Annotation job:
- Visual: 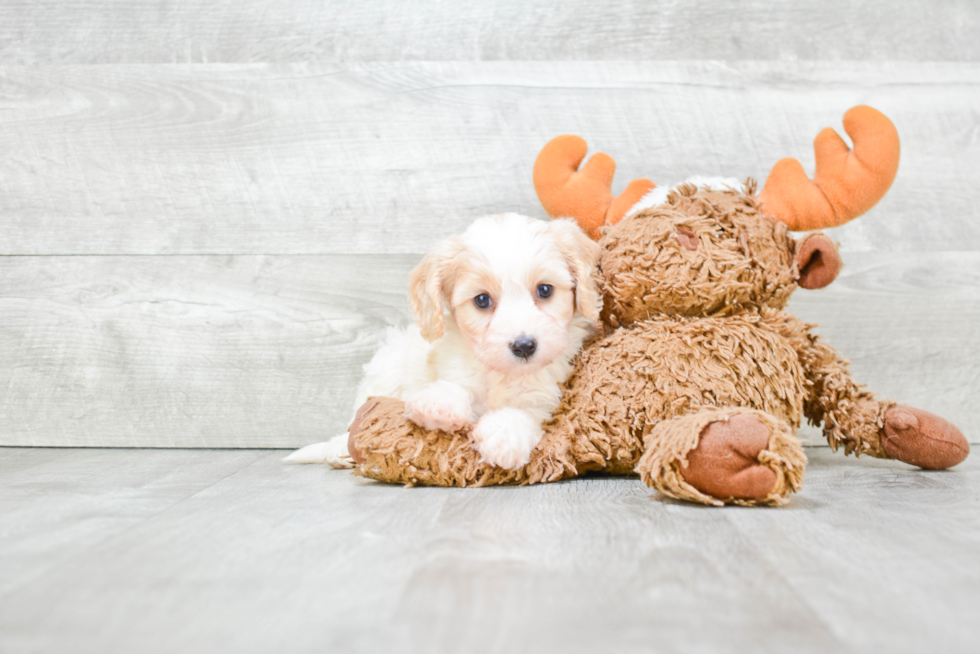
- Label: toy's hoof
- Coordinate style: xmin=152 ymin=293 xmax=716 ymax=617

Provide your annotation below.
xmin=681 ymin=414 xmax=778 ymax=500
xmin=881 ymin=406 xmax=969 ymax=470
xmin=347 ymin=397 xmax=384 ymax=465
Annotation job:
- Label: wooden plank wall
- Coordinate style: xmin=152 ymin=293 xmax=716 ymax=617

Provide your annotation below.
xmin=1 ymin=2 xmax=977 ymax=447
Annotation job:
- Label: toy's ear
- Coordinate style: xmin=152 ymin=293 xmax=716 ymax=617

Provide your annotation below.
xmin=796 ymin=234 xmax=842 ymax=290
xmin=548 ymin=218 xmax=602 ymax=323
xmin=408 ymin=237 xmax=464 ymax=342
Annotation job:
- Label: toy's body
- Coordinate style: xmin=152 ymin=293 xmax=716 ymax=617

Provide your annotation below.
xmin=346 ymin=107 xmax=969 ymax=506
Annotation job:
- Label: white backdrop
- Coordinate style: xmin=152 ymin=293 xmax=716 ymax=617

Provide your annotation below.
xmin=0 ymin=2 xmax=977 ymax=447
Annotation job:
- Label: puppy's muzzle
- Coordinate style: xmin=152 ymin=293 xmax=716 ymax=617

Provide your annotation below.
xmin=510 ymin=336 xmax=537 ymax=361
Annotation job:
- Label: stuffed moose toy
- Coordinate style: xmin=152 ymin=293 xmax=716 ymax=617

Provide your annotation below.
xmin=345 ymin=106 xmax=969 ymax=506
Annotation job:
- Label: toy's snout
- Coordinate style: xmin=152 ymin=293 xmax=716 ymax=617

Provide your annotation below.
xmin=676 ymin=227 xmax=699 ymax=251
xmin=796 ymin=234 xmax=842 ymax=289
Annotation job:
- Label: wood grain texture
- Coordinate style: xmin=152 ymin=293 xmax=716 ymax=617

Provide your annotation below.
xmin=0 ymin=254 xmax=415 ymax=447
xmin=0 ymin=448 xmax=267 ymax=599
xmin=1 ymin=0 xmax=978 ymax=64
xmin=1 ymin=446 xmax=977 ymax=653
xmin=0 ymin=252 xmax=976 ymax=448
xmin=1 ymin=62 xmax=978 ymax=255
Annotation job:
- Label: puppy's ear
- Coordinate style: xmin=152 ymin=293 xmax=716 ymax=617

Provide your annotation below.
xmin=549 ymin=218 xmax=602 ymax=323
xmin=408 ymin=237 xmax=464 ymax=342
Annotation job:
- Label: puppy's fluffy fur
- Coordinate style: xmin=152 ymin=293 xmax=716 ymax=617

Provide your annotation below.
xmin=286 ymin=213 xmax=601 ymax=469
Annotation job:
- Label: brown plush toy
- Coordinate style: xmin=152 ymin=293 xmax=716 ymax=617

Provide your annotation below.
xmin=346 ymin=106 xmax=969 ymax=506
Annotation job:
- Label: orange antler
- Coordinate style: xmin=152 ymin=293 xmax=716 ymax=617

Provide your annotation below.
xmin=533 ymin=135 xmax=655 ymax=240
xmin=759 ymin=106 xmax=900 ymax=232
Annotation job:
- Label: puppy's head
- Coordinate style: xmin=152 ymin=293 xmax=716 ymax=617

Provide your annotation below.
xmin=409 ymin=213 xmax=601 ymax=375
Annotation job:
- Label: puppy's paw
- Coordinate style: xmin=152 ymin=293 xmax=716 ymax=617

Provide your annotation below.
xmin=283 ymin=434 xmax=354 ymax=469
xmin=404 ymin=381 xmax=476 ymax=432
xmin=472 ymin=408 xmax=543 ymax=470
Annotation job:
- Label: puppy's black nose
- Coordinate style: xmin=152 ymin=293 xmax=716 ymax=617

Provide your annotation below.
xmin=510 ymin=336 xmax=537 ymax=360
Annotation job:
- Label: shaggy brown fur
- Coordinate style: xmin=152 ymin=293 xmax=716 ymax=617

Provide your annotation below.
xmin=348 ymin=184 xmax=968 ymax=505
xmin=600 ymin=182 xmax=797 ymax=324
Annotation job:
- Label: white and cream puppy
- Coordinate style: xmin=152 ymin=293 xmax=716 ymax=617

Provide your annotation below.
xmin=286 ymin=212 xmax=601 ymax=470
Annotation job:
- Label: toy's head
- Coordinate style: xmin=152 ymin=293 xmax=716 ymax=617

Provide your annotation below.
xmin=533 ymin=106 xmax=900 ymax=325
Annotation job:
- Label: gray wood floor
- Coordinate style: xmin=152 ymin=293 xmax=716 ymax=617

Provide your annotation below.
xmin=1 ymin=446 xmax=978 ymax=654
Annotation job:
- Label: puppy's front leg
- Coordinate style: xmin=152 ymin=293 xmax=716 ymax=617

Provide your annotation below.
xmin=472 ymin=408 xmax=543 ymax=470
xmin=404 ymin=380 xmax=476 ymax=432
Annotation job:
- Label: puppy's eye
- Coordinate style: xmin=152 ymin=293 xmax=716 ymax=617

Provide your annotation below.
xmin=537 ymin=284 xmax=553 ymax=299
xmin=474 ymin=293 xmax=492 ymax=309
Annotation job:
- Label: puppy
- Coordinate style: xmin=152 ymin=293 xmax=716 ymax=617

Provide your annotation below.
xmin=285 ymin=213 xmax=601 ymax=470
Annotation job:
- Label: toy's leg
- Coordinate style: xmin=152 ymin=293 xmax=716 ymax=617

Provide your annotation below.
xmin=346 ymin=397 xmax=584 ymax=487
xmin=635 ymin=407 xmax=806 ymax=507
xmin=345 ymin=396 xmax=509 ymax=486
xmin=775 ymin=315 xmax=970 ymax=470
xmin=823 ymin=397 xmax=969 ymax=470
xmin=345 ymin=396 xmax=383 ymax=465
